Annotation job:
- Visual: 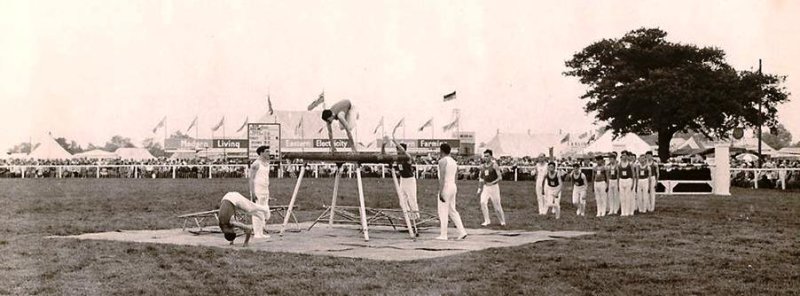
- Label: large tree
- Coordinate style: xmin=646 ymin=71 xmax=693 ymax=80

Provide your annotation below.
xmin=564 ymin=28 xmax=790 ymax=161
xmin=103 ymin=135 xmax=135 ymax=152
xmin=7 ymin=142 xmax=36 ymax=154
xmin=761 ymin=123 xmax=792 ymax=150
xmin=54 ymin=137 xmax=84 ymax=154
xmin=142 ymin=138 xmax=167 ymax=158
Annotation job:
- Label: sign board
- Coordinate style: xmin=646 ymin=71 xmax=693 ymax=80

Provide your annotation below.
xmin=376 ymin=139 xmax=462 ymax=154
xmin=247 ymin=123 xmax=281 ymax=161
xmin=418 ymin=139 xmax=461 ymax=150
xmin=212 ymin=139 xmax=248 ymax=149
xmin=313 ymin=139 xmax=352 ymax=149
xmin=165 ymin=138 xmax=212 ymax=151
xmin=454 ymin=131 xmax=475 ymax=144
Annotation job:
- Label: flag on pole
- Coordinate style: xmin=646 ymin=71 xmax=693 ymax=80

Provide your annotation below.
xmin=186 ymin=116 xmax=198 ymax=133
xmin=442 ymin=117 xmax=459 ymax=132
xmin=393 ymin=118 xmax=405 ymax=131
xmin=560 ymin=134 xmax=570 ymax=143
xmin=373 ymin=117 xmax=384 ymax=134
xmin=443 ymin=91 xmax=456 ymax=102
xmin=152 ymin=116 xmax=166 ymax=133
xmin=307 ymin=92 xmax=325 ymax=111
xmin=267 ymin=95 xmax=274 ymax=116
xmin=236 ymin=116 xmax=249 ymax=133
xmin=418 ymin=118 xmax=433 ymax=132
xmin=211 ymin=116 xmax=225 ymax=132
xmin=295 ymin=116 xmax=303 ymax=135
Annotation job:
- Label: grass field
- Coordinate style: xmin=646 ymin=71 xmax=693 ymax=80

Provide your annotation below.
xmin=1 ymin=178 xmax=798 ymax=295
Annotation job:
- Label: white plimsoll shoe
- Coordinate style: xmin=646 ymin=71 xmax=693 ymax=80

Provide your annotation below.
xmin=457 ymin=233 xmax=468 ymax=240
xmin=481 ymin=221 xmax=490 ymax=226
xmin=435 ymin=236 xmax=448 ymax=241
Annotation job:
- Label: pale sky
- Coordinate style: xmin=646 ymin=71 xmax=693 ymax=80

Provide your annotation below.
xmin=1 ymin=0 xmax=798 ymax=150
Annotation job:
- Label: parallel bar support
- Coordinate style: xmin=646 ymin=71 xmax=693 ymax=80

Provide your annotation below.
xmin=355 ymin=166 xmax=370 ymax=241
xmin=329 ymin=166 xmax=342 ymax=227
xmin=391 ymin=169 xmax=416 ymax=239
xmin=281 ymin=166 xmax=306 ymax=237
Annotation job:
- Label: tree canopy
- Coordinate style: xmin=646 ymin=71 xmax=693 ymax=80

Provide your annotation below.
xmin=564 ymin=28 xmax=790 ymax=161
xmin=761 ymin=123 xmax=793 ymax=150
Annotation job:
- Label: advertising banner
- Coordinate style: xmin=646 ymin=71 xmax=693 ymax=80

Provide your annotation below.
xmin=212 ymin=139 xmax=248 ymax=149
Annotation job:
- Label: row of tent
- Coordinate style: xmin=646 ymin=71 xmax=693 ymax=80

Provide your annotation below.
xmin=481 ymin=130 xmax=788 ymax=158
xmin=2 ymin=134 xmax=156 ymax=161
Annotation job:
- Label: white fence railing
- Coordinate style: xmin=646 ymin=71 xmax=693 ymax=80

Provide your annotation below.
xmin=729 ymin=168 xmax=800 ymax=191
xmin=1 ymin=164 xmax=796 ymax=191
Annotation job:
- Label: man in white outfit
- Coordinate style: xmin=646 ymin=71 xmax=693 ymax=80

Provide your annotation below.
xmin=218 ymin=191 xmax=271 ymax=246
xmin=248 ymin=146 xmax=272 ymax=239
xmin=592 ymin=156 xmax=609 ymax=217
xmin=606 ymin=153 xmax=620 ymax=215
xmin=533 ymin=156 xmax=549 ymax=215
xmin=477 ymin=149 xmax=506 ymax=226
xmin=436 ymin=143 xmax=468 ymax=240
xmin=618 ymin=151 xmax=637 ymax=217
xmin=645 ymin=151 xmax=659 ymax=212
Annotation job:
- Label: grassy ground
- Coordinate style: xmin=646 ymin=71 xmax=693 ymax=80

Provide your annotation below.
xmin=1 ymin=178 xmax=798 ymax=295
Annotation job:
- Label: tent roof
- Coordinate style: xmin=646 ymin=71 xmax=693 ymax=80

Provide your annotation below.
xmin=482 ymin=132 xmax=563 ymax=158
xmin=584 ymin=132 xmax=652 ymax=155
xmin=778 ymin=147 xmax=800 ymax=155
xmin=731 ymin=137 xmax=776 ymax=152
xmin=114 ymin=148 xmax=156 ymax=161
xmin=28 ymin=134 xmax=72 ymax=160
xmin=73 ymin=149 xmax=118 ymax=159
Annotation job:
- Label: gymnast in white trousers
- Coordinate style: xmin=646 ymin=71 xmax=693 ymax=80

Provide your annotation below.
xmin=436 ymin=143 xmax=468 ymax=240
xmin=218 ymin=192 xmax=271 ymax=246
xmin=646 ymin=151 xmax=659 ymax=212
xmin=248 ymin=145 xmax=272 ymax=239
xmin=592 ymin=156 xmax=609 ymax=217
xmin=541 ymin=162 xmax=563 ymax=219
xmin=636 ymin=156 xmax=652 ymax=214
xmin=606 ymin=153 xmax=621 ymax=215
xmin=618 ymin=152 xmax=637 ymax=217
xmin=478 ymin=149 xmax=506 ymax=226
xmin=534 ymin=158 xmax=549 ymax=215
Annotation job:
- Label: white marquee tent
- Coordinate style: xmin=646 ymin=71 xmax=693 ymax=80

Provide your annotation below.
xmin=584 ymin=132 xmax=652 ymax=155
xmin=482 ymin=132 xmax=565 ymax=158
xmin=114 ymin=148 xmax=156 ymax=161
xmin=73 ymin=149 xmax=119 ymax=159
xmin=27 ymin=134 xmax=73 ymax=160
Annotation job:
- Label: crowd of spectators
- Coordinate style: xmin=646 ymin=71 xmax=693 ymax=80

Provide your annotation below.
xmin=0 ymin=157 xmax=251 ymax=166
xmin=2 ymin=154 xmax=799 ymax=188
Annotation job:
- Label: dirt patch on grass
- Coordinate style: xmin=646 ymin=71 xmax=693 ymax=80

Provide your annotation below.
xmin=51 ymin=223 xmax=593 ymax=261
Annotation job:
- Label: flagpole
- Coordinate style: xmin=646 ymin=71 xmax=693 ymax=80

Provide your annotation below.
xmin=222 ymin=119 xmax=227 ymax=161
xmin=195 ymin=117 xmax=199 ymax=149
xmin=431 ymin=119 xmax=434 ymax=140
xmin=164 ymin=116 xmax=167 ymax=154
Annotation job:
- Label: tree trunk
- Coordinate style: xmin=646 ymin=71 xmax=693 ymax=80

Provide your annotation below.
xmin=657 ymin=130 xmax=674 ymax=162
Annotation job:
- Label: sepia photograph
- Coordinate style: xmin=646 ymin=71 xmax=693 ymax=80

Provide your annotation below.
xmin=1 ymin=1 xmax=798 ymax=295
